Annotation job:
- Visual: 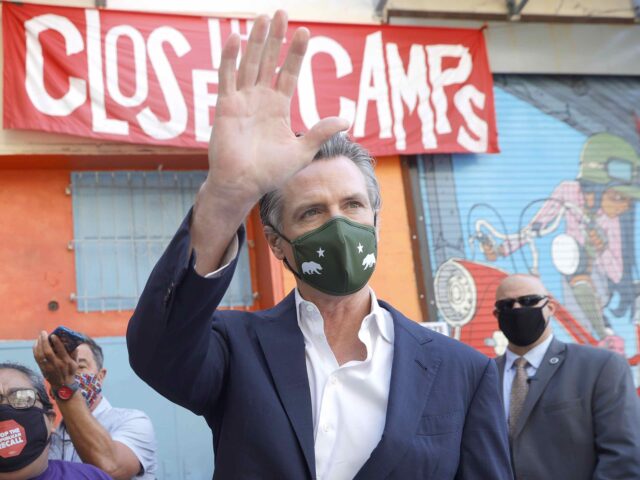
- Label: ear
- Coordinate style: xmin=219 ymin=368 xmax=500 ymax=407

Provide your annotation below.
xmin=44 ymin=411 xmax=56 ymax=434
xmin=264 ymin=227 xmax=285 ymax=260
xmin=492 ymin=309 xmax=499 ymax=319
xmin=98 ymin=368 xmax=107 ymax=383
xmin=546 ymin=298 xmax=557 ymax=317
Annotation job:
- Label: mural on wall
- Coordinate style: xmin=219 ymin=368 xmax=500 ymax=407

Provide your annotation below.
xmin=418 ymin=76 xmax=640 ymax=391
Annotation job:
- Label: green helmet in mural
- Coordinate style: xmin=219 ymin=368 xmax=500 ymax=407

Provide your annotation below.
xmin=578 ymin=133 xmax=640 ymax=200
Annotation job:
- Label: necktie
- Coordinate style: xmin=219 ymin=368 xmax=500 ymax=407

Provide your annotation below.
xmin=509 ymin=357 xmax=529 ymax=438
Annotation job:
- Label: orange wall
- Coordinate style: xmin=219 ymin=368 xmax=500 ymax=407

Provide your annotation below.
xmin=0 ymin=156 xmax=422 ymax=342
xmin=0 ymin=169 xmax=131 ymax=340
xmin=282 ymin=155 xmax=423 ymax=321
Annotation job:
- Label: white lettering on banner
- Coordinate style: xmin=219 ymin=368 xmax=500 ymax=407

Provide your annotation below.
xmin=426 ymin=45 xmax=472 ymax=135
xmin=354 ymin=32 xmax=392 ymax=139
xmin=136 ymin=27 xmax=191 ymax=140
xmin=24 ymin=14 xmax=86 ymax=116
xmin=298 ymin=36 xmax=356 ymax=128
xmin=385 ymin=43 xmax=436 ymax=150
xmin=208 ymin=19 xmax=222 ymax=69
xmin=454 ymin=84 xmax=488 ymax=152
xmin=105 ymin=25 xmax=148 ymax=107
xmin=86 ymin=10 xmax=129 ymax=135
xmin=14 ymin=5 xmax=493 ymax=152
xmin=193 ymin=70 xmax=218 ymax=142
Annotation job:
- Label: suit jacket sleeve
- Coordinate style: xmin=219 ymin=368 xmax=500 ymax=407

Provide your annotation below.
xmin=126 ymin=210 xmax=244 ymax=415
xmin=592 ymin=352 xmax=640 ymax=479
xmin=456 ymin=359 xmax=514 ymax=480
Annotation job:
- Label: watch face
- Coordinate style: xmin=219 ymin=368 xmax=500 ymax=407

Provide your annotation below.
xmin=57 ymin=386 xmax=74 ymax=400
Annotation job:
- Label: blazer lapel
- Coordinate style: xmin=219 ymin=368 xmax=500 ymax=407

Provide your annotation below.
xmin=512 ymin=338 xmax=566 ymax=439
xmin=254 ymin=293 xmax=316 ymax=479
xmin=354 ymin=304 xmax=439 ymax=480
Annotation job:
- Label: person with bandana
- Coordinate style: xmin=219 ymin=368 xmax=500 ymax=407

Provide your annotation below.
xmin=32 ymin=334 xmax=157 ymax=480
xmin=493 ymin=274 xmax=640 ymax=480
xmin=0 ymin=362 xmax=111 ymax=479
xmin=126 ymin=11 xmax=512 ymax=480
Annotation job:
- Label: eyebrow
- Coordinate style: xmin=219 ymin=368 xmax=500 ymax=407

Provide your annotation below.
xmin=291 ymin=194 xmax=369 ymax=218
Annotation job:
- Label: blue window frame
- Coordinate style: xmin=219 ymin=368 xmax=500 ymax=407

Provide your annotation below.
xmin=71 ymin=171 xmax=253 ymax=312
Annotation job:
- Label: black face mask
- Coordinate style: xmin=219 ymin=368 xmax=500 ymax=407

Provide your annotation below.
xmin=0 ymin=405 xmax=49 ymax=472
xmin=498 ymin=301 xmax=549 ymax=347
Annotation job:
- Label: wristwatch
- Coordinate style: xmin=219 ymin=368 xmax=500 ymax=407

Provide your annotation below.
xmin=51 ymin=381 xmax=80 ymax=401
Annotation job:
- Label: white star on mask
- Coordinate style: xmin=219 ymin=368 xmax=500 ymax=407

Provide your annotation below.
xmin=357 ymin=243 xmax=364 ymax=253
xmin=317 ymin=247 xmax=325 ymax=258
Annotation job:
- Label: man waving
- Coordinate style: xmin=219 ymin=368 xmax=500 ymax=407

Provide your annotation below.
xmin=127 ymin=11 xmax=512 ymax=480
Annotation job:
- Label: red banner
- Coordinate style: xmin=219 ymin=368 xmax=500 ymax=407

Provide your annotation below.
xmin=2 ymin=3 xmax=498 ymax=155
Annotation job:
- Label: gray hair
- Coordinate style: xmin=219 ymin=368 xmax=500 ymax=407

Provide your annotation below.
xmin=258 ymin=133 xmax=381 ymax=231
xmin=0 ymin=362 xmax=54 ymax=412
xmin=79 ymin=335 xmax=104 ymax=370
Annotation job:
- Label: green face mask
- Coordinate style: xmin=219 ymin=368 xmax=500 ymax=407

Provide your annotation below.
xmin=273 ymin=217 xmax=377 ymax=296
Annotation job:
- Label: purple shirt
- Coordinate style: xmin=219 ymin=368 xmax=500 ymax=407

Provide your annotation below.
xmin=31 ymin=460 xmax=112 ymax=479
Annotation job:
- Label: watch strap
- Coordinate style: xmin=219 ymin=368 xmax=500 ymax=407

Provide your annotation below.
xmin=51 ymin=380 xmax=80 ymax=401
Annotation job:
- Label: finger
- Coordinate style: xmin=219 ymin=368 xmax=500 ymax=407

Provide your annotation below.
xmin=276 ymin=27 xmax=309 ymax=97
xmin=257 ymin=10 xmax=288 ymax=86
xmin=237 ymin=15 xmax=270 ymax=89
xmin=33 ymin=332 xmax=47 ymax=364
xmin=218 ymin=33 xmax=241 ymax=96
xmin=50 ymin=335 xmax=72 ymax=362
xmin=41 ymin=335 xmax=60 ymax=365
xmin=301 ymin=117 xmax=350 ymax=156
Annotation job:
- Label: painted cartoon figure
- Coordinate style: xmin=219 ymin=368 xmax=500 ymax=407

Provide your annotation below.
xmin=479 ymin=133 xmax=639 ymax=348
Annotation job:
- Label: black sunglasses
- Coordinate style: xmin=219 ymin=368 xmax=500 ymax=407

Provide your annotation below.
xmin=494 ymin=294 xmax=548 ymax=312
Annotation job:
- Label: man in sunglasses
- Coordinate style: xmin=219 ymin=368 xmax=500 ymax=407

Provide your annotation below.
xmin=493 ymin=274 xmax=640 ymax=480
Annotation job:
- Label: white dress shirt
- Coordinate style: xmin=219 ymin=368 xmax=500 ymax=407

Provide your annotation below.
xmin=502 ymin=334 xmax=554 ymax=419
xmin=295 ymin=288 xmax=395 ymax=480
xmin=203 ymin=235 xmax=396 ymax=478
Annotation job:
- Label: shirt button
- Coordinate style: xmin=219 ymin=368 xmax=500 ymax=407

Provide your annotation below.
xmin=306 ymin=305 xmax=314 ymax=312
xmin=322 ymin=424 xmax=330 ymax=433
xmin=329 ymin=376 xmax=338 ymax=386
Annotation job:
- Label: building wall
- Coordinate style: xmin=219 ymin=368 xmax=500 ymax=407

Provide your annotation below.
xmin=0 ymin=169 xmax=131 ymax=339
xmin=413 ymin=75 xmax=640 ymax=393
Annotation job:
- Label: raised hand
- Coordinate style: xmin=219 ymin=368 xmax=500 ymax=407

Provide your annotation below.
xmin=33 ymin=331 xmax=78 ymax=388
xmin=191 ymin=11 xmax=349 ymax=274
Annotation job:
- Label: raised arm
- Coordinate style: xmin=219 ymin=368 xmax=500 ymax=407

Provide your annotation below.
xmin=127 ymin=11 xmax=348 ymax=413
xmin=191 ymin=10 xmax=349 ymax=274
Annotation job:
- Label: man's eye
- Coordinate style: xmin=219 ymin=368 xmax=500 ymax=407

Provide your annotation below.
xmin=347 ymin=201 xmax=362 ymax=209
xmin=302 ymin=209 xmax=319 ymax=218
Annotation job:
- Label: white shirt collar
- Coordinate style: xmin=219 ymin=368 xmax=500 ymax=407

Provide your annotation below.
xmin=505 ymin=334 xmax=554 ymax=371
xmin=294 ymin=288 xmax=394 ymax=344
xmin=91 ymin=396 xmax=111 ymax=416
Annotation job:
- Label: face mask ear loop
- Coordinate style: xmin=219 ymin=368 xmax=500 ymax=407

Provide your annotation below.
xmin=266 ymin=224 xmax=302 ymax=279
xmin=282 ymin=257 xmax=303 ymax=281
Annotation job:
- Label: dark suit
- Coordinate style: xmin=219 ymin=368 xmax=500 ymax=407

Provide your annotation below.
xmin=127 ymin=214 xmax=513 ymax=479
xmin=496 ymin=338 xmax=640 ymax=480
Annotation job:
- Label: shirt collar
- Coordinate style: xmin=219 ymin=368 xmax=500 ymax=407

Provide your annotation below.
xmin=92 ymin=396 xmax=111 ymax=417
xmin=294 ymin=288 xmax=394 ymax=344
xmin=505 ymin=334 xmax=554 ymax=371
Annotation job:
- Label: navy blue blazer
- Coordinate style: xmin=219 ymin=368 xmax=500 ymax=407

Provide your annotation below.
xmin=127 ymin=215 xmax=513 ymax=479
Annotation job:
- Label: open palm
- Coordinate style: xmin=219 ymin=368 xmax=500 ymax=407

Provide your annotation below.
xmin=206 ymin=12 xmax=348 ymax=206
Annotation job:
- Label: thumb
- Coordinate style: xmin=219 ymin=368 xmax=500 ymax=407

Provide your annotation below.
xmin=301 ymin=116 xmax=350 ymax=156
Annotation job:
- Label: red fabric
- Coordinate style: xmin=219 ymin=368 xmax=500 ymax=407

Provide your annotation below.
xmin=3 ymin=3 xmax=498 ymax=155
